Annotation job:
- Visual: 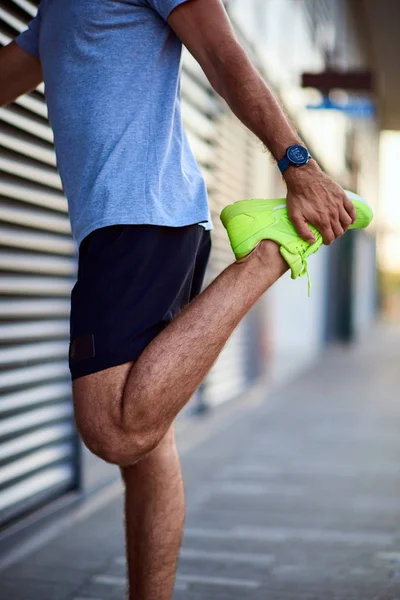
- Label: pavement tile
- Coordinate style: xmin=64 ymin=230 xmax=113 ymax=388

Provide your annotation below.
xmin=0 ymin=579 xmax=80 ymax=600
xmin=0 ymin=564 xmax=89 ymax=585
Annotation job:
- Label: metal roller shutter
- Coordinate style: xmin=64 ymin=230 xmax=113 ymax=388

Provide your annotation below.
xmin=181 ymin=53 xmax=248 ymax=408
xmin=0 ymin=0 xmax=269 ymax=529
xmin=204 ymin=112 xmax=269 ymax=406
xmin=181 ymin=49 xmax=268 ymax=407
xmin=0 ymin=0 xmax=78 ymax=527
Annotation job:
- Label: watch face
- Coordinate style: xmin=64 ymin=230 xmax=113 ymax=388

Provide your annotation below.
xmin=287 ymin=145 xmax=309 ymax=166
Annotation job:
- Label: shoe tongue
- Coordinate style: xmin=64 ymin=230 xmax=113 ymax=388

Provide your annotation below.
xmin=280 ymin=246 xmax=304 ymax=279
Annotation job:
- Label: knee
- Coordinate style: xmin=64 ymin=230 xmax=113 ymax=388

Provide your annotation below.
xmin=76 ymin=414 xmax=161 ymax=467
xmin=153 ymin=425 xmax=177 ymax=458
xmin=72 ymin=374 xmax=165 ymax=466
xmin=120 ymin=426 xmax=179 ymax=484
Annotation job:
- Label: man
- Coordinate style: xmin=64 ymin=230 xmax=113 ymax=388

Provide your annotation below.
xmin=1 ymin=0 xmax=372 ymax=598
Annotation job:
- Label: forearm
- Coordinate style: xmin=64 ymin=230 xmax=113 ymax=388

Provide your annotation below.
xmin=167 ymin=0 xmax=355 ymax=247
xmin=0 ymin=42 xmax=43 ymax=107
xmin=211 ymin=42 xmax=311 ymax=170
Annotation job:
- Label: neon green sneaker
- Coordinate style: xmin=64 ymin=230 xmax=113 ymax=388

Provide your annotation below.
xmin=220 ymin=190 xmax=373 ymax=295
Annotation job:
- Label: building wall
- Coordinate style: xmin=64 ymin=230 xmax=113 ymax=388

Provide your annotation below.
xmin=268 ymin=247 xmax=329 ymax=384
xmin=0 ymin=0 xmax=378 ymax=531
xmin=229 ymin=0 xmax=378 ymax=372
xmin=353 ymin=231 xmax=377 ymax=336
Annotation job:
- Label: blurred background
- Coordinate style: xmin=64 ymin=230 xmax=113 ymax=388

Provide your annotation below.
xmin=0 ymin=0 xmax=399 ymax=584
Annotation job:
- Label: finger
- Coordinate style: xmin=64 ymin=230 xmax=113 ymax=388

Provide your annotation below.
xmin=291 ymin=214 xmax=316 ymax=244
xmin=316 ymin=217 xmax=335 ymax=245
xmin=331 ymin=219 xmax=345 ymax=240
xmin=339 ymin=207 xmax=353 ymax=232
xmin=322 ymin=226 xmax=335 ymax=245
xmin=344 ymin=199 xmax=356 ymax=224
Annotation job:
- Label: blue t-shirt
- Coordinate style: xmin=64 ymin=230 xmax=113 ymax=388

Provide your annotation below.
xmin=16 ymin=0 xmax=211 ymax=246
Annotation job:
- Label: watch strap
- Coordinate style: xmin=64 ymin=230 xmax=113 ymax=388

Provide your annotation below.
xmin=278 ymin=155 xmax=290 ymax=174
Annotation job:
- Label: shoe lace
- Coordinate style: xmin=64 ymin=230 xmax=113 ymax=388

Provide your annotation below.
xmin=294 ymin=243 xmax=312 ymax=297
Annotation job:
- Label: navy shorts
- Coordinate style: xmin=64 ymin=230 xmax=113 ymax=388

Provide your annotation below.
xmin=69 ymin=224 xmax=211 ymax=380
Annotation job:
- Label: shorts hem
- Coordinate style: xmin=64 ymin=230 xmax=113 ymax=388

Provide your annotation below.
xmin=70 ymin=346 xmax=144 ymax=381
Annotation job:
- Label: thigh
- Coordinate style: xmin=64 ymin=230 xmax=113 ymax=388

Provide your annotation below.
xmin=72 ymin=360 xmax=133 ymax=440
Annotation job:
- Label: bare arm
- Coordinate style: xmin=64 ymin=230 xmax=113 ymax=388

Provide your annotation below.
xmin=168 ymin=0 xmax=356 ymax=245
xmin=0 ymin=42 xmax=43 ymax=107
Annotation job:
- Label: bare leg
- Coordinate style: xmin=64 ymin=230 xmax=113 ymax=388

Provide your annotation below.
xmin=73 ymin=240 xmax=287 ymax=463
xmin=121 ymin=426 xmax=184 ymax=600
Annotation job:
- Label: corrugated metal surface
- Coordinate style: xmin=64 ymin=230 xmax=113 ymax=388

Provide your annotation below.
xmin=0 ymin=0 xmax=78 ymax=527
xmin=205 ymin=112 xmax=255 ymax=406
xmin=181 ymin=52 xmax=249 ymax=408
xmin=182 ymin=51 xmax=270 ymax=407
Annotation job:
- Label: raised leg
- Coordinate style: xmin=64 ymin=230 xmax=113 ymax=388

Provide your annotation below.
xmin=73 ymin=240 xmax=288 ymax=466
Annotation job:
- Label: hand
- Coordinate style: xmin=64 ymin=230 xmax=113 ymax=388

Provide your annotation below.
xmin=284 ymin=162 xmax=356 ymax=245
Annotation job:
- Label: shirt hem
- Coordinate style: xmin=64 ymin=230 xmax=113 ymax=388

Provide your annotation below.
xmin=15 ymin=37 xmax=40 ymax=60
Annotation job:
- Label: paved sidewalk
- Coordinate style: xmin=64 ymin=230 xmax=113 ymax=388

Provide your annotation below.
xmin=2 ymin=324 xmax=400 ymax=599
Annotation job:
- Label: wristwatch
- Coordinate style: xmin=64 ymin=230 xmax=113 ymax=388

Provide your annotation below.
xmin=278 ymin=144 xmax=312 ymax=174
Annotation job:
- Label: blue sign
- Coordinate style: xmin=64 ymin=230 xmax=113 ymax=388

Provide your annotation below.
xmin=307 ymin=97 xmax=375 ymax=118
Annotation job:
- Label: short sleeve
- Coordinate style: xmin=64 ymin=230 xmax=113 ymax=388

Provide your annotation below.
xmin=145 ymin=0 xmax=190 ymax=21
xmin=15 ymin=10 xmax=41 ymax=59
